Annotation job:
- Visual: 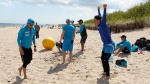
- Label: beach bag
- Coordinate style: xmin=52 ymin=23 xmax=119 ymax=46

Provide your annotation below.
xmin=131 ymin=45 xmax=139 ymax=52
xmin=146 ymin=43 xmax=150 ymax=50
xmin=134 ymin=37 xmax=147 ymax=48
xmin=116 ymin=59 xmax=127 ymax=67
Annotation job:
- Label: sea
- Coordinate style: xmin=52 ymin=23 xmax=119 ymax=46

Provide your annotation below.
xmin=0 ymin=23 xmax=25 ymax=28
xmin=0 ymin=23 xmax=56 ymax=28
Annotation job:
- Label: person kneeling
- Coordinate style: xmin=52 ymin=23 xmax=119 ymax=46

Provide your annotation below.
xmin=56 ymin=42 xmax=63 ymax=52
xmin=115 ymin=35 xmax=132 ymax=56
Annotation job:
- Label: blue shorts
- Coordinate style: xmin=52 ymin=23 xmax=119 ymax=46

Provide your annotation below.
xmin=102 ymin=42 xmax=115 ymax=54
xmin=62 ymin=39 xmax=73 ymax=52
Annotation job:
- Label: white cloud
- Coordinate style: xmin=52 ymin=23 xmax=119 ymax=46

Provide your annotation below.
xmin=57 ymin=0 xmax=71 ymax=4
xmin=0 ymin=0 xmax=12 ymax=6
xmin=6 ymin=0 xmax=148 ymax=11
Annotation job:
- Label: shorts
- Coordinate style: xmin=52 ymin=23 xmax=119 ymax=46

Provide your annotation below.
xmin=56 ymin=42 xmax=63 ymax=49
xmin=62 ymin=39 xmax=73 ymax=52
xmin=80 ymin=35 xmax=87 ymax=43
xmin=122 ymin=47 xmax=130 ymax=53
xmin=102 ymin=42 xmax=115 ymax=54
xmin=21 ymin=47 xmax=32 ymax=63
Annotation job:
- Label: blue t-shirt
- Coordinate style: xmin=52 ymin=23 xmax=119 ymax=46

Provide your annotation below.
xmin=63 ymin=24 xmax=75 ymax=40
xmin=72 ymin=24 xmax=76 ymax=30
xmin=116 ymin=40 xmax=132 ymax=52
xmin=17 ymin=25 xmax=36 ymax=49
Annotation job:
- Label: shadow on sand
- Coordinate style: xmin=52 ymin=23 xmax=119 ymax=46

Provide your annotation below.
xmin=53 ymin=52 xmax=63 ymax=57
xmin=12 ymin=76 xmax=24 ymax=84
xmin=47 ymin=63 xmax=69 ymax=74
xmin=38 ymin=49 xmax=52 ymax=53
xmin=97 ymin=76 xmax=109 ymax=84
xmin=118 ymin=53 xmax=131 ymax=58
xmin=73 ymin=51 xmax=83 ymax=58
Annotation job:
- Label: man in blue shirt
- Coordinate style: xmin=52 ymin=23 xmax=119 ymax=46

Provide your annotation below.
xmin=17 ymin=18 xmax=37 ymax=80
xmin=59 ymin=19 xmax=75 ymax=63
xmin=114 ymin=35 xmax=132 ymax=56
xmin=71 ymin=20 xmax=76 ymax=30
xmin=94 ymin=4 xmax=115 ymax=79
xmin=76 ymin=19 xmax=88 ymax=51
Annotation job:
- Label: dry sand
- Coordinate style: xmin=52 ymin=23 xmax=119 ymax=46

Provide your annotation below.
xmin=0 ymin=27 xmax=150 ymax=84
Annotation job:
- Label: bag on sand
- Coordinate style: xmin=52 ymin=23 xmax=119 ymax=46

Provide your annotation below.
xmin=116 ymin=59 xmax=127 ymax=67
xmin=134 ymin=37 xmax=148 ymax=48
xmin=146 ymin=43 xmax=150 ymax=50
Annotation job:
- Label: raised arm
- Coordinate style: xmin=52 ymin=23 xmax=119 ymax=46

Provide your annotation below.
xmin=102 ymin=4 xmax=107 ymax=24
xmin=98 ymin=6 xmax=101 ymax=17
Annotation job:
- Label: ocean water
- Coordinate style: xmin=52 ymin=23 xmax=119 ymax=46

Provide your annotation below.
xmin=0 ymin=23 xmax=55 ymax=28
xmin=0 ymin=23 xmax=25 ymax=28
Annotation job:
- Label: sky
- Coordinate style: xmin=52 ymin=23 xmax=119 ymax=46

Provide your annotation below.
xmin=0 ymin=0 xmax=148 ymax=24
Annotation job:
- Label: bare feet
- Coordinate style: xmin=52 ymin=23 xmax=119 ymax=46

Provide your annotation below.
xmin=104 ymin=76 xmax=110 ymax=80
xmin=81 ymin=49 xmax=84 ymax=52
xmin=24 ymin=76 xmax=31 ymax=80
xmin=62 ymin=62 xmax=65 ymax=64
xmin=101 ymin=72 xmax=106 ymax=76
xmin=18 ymin=68 xmax=22 ymax=76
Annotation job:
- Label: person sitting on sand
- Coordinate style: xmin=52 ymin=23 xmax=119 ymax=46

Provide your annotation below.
xmin=76 ymin=19 xmax=88 ymax=51
xmin=114 ymin=35 xmax=132 ymax=56
xmin=94 ymin=4 xmax=115 ymax=80
xmin=17 ymin=18 xmax=37 ymax=80
xmin=59 ymin=19 xmax=75 ymax=63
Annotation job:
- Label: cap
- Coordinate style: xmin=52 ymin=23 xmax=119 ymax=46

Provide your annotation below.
xmin=66 ymin=19 xmax=70 ymax=22
xmin=78 ymin=19 xmax=83 ymax=22
xmin=121 ymin=35 xmax=126 ymax=38
xmin=27 ymin=18 xmax=35 ymax=24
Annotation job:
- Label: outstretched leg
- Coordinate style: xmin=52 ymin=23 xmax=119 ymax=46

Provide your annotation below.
xmin=114 ymin=47 xmax=124 ymax=56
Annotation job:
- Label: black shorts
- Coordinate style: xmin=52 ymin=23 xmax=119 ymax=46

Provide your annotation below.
xmin=56 ymin=42 xmax=63 ymax=49
xmin=21 ymin=47 xmax=32 ymax=63
xmin=122 ymin=47 xmax=130 ymax=53
xmin=80 ymin=35 xmax=87 ymax=43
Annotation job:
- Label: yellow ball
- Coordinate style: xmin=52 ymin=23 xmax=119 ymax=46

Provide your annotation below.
xmin=42 ymin=37 xmax=56 ymax=50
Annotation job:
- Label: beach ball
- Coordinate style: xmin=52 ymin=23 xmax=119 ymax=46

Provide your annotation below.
xmin=42 ymin=37 xmax=56 ymax=50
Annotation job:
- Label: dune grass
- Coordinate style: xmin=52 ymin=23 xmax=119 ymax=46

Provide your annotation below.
xmin=84 ymin=0 xmax=150 ymax=25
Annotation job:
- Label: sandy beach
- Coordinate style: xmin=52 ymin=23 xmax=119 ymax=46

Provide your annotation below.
xmin=0 ymin=27 xmax=150 ymax=84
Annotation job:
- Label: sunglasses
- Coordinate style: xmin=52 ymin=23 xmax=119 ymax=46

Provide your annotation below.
xmin=28 ymin=23 xmax=34 ymax=26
